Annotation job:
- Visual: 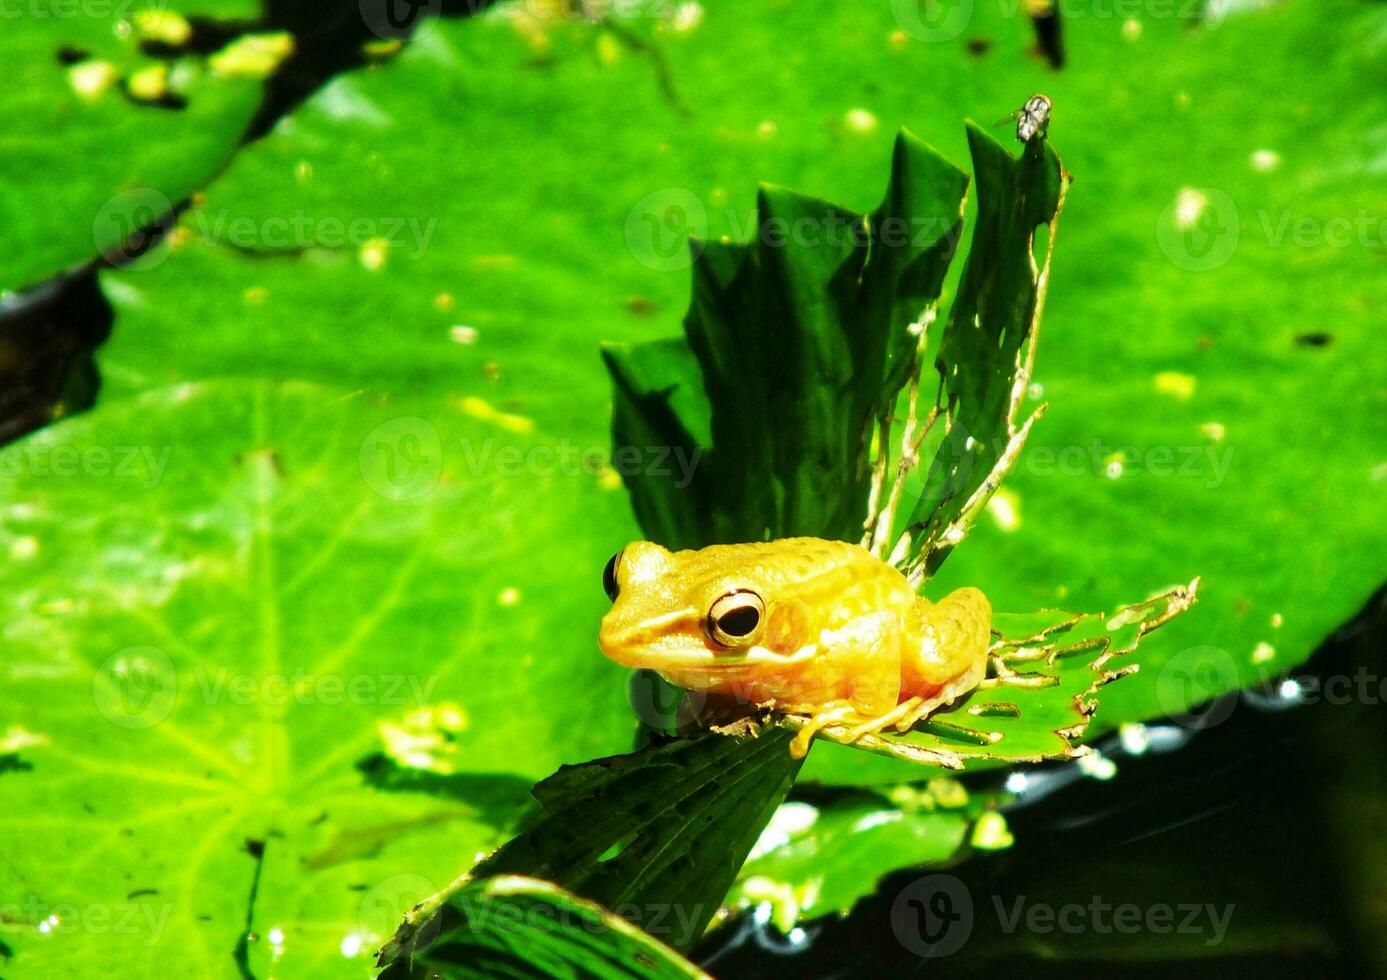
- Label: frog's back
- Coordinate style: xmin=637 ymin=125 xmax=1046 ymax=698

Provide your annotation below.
xmin=676 ymin=537 xmax=914 ymax=631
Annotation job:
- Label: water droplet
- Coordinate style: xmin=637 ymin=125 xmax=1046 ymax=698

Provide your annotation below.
xmin=69 ymin=61 xmax=119 ymax=101
xmin=127 ymin=65 xmax=169 ymax=103
xmin=1077 ymin=751 xmax=1117 ymax=781
xmin=986 ymin=488 xmax=1020 ymax=532
xmin=1173 ymin=188 xmax=1207 ymax=229
xmin=1154 ymin=371 xmax=1197 ymax=400
xmin=672 ymin=2 xmax=704 ymax=33
xmin=1119 ymin=723 xmax=1150 ymax=755
xmin=844 ymin=108 xmax=878 ymax=134
xmin=359 ymin=238 xmax=390 ymax=272
xmin=971 ymin=811 xmax=1014 ymax=849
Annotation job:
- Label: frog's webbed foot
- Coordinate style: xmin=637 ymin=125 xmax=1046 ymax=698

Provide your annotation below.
xmin=786 ymin=703 xmax=862 ymax=758
xmin=779 ymin=708 xmax=968 ymax=769
xmin=782 ymin=696 xmax=965 ymax=762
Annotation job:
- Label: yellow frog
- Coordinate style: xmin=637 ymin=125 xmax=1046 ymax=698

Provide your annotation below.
xmin=598 ymin=537 xmax=991 ymax=758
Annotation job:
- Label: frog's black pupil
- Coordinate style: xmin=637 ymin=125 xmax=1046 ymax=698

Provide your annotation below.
xmin=602 ymin=552 xmax=620 ymax=602
xmin=717 ymin=605 xmax=760 ymax=638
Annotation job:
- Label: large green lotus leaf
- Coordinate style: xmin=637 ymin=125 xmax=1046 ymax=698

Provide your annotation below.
xmin=97 ymin=19 xmax=698 ymax=442
xmin=377 ymin=875 xmax=708 ymax=979
xmin=0 ymin=2 xmax=269 ymax=294
xmin=0 ymin=381 xmax=635 ymax=976
xmin=99 ymin=1 xmax=1385 ymax=763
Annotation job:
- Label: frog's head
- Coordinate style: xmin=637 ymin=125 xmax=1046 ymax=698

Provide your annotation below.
xmin=597 ymin=540 xmax=814 ymax=675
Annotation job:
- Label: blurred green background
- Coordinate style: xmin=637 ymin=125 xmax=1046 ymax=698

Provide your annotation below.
xmin=0 ymin=0 xmax=1382 ymax=977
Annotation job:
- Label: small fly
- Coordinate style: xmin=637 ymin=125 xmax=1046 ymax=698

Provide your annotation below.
xmin=997 ymin=94 xmax=1052 ymax=143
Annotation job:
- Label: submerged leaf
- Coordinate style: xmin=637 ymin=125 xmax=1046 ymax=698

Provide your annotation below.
xmin=726 ymin=792 xmax=973 ymax=928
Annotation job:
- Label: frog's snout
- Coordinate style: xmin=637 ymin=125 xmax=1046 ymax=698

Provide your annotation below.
xmin=597 ymin=608 xmax=659 ymax=667
xmin=598 ymin=607 xmax=707 ymax=669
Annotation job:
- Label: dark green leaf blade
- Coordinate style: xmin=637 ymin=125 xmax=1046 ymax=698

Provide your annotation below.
xmin=905 ymin=124 xmax=1068 ymax=575
xmin=378 ymin=876 xmax=707 ymax=980
xmin=607 ymin=128 xmax=971 ymax=548
xmin=602 ymin=338 xmax=711 ymax=551
xmin=381 ymin=731 xmax=801 ymax=956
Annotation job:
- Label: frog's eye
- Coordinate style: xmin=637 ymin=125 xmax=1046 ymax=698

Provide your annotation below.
xmin=602 ymin=550 xmax=622 ymax=603
xmin=706 ymin=590 xmax=765 ymax=648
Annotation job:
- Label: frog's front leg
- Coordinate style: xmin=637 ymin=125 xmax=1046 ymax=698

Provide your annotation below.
xmin=785 ymin=609 xmax=904 ymax=758
xmin=787 ymin=702 xmax=864 ymax=758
